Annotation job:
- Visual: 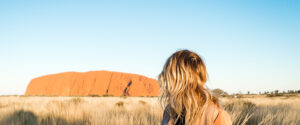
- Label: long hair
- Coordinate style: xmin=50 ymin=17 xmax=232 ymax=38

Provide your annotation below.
xmin=158 ymin=49 xmax=218 ymax=125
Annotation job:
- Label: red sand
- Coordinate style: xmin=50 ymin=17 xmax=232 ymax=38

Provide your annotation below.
xmin=25 ymin=71 xmax=160 ymax=96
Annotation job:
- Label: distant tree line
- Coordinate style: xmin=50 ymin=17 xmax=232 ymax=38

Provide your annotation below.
xmin=257 ymin=90 xmax=300 ymax=97
xmin=259 ymin=90 xmax=300 ymax=95
xmin=212 ymin=88 xmax=229 ymax=97
xmin=211 ymin=88 xmax=300 ymax=98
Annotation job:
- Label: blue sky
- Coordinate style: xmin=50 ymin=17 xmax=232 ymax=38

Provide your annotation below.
xmin=0 ymin=0 xmax=299 ymax=95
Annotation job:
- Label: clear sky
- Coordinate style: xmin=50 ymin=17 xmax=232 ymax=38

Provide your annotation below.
xmin=0 ymin=0 xmax=299 ymax=95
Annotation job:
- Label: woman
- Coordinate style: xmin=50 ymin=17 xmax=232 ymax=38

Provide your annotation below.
xmin=159 ymin=50 xmax=232 ymax=125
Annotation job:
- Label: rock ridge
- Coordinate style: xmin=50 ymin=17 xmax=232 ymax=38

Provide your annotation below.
xmin=25 ymin=70 xmax=159 ymax=96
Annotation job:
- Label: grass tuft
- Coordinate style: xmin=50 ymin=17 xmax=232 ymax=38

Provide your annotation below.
xmin=115 ymin=101 xmax=124 ymax=107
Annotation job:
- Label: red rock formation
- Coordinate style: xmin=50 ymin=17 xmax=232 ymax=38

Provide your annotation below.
xmin=25 ymin=71 xmax=160 ymax=96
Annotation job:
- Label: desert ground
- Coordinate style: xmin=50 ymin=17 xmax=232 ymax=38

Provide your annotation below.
xmin=0 ymin=95 xmax=299 ymax=125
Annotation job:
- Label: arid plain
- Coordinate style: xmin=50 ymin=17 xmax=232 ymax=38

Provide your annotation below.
xmin=0 ymin=94 xmax=299 ymax=125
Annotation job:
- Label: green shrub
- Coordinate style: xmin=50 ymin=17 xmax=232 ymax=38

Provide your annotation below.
xmin=102 ymin=94 xmax=113 ymax=97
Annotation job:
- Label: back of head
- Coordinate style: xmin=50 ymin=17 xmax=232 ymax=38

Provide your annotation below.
xmin=159 ymin=49 xmax=218 ymax=125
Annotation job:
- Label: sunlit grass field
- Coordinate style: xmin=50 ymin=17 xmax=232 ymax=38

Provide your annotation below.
xmin=0 ymin=95 xmax=299 ymax=125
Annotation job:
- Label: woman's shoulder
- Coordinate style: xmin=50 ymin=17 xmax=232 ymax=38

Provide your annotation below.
xmin=201 ymin=103 xmax=220 ymax=124
xmin=211 ymin=104 xmax=232 ymax=125
xmin=194 ymin=102 xmax=232 ymax=125
xmin=161 ymin=103 xmax=232 ymax=125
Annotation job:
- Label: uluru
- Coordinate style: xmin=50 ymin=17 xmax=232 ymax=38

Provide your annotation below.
xmin=25 ymin=71 xmax=160 ymax=96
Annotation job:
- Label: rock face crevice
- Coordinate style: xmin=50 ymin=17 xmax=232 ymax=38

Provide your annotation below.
xmin=123 ymin=81 xmax=132 ymax=96
xmin=25 ymin=71 xmax=160 ymax=96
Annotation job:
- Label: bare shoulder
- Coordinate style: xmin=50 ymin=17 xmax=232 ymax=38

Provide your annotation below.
xmin=193 ymin=103 xmax=232 ymax=125
xmin=214 ymin=106 xmax=232 ymax=125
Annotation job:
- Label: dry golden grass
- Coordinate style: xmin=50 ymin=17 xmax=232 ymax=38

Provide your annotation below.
xmin=0 ymin=95 xmax=299 ymax=125
xmin=223 ymin=95 xmax=300 ymax=125
xmin=0 ymin=96 xmax=162 ymax=125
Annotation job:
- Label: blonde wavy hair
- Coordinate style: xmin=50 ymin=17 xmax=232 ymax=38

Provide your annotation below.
xmin=158 ymin=49 xmax=219 ymax=125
